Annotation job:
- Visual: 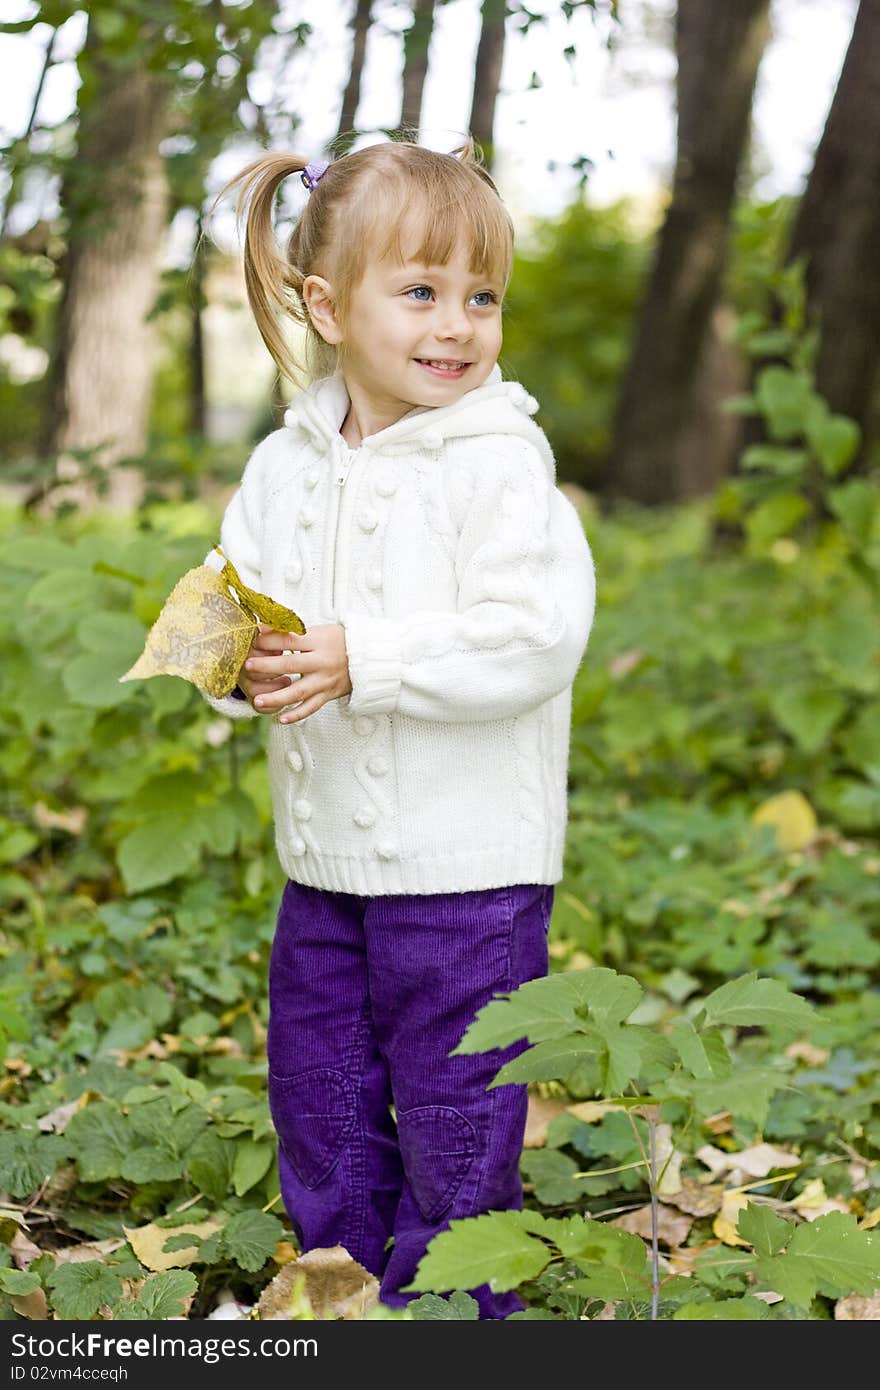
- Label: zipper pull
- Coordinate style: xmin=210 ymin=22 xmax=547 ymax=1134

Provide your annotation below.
xmin=335 ymin=446 xmax=359 ymax=486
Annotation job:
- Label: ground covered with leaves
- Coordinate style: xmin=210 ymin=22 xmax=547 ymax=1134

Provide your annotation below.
xmin=0 ymin=480 xmax=878 ymax=1320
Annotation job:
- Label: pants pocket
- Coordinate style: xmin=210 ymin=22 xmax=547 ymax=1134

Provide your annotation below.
xmin=397 ymin=1104 xmax=477 ymax=1223
xmin=268 ymin=1066 xmax=355 ymax=1190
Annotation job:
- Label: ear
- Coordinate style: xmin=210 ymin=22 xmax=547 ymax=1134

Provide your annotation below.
xmin=302 ymin=275 xmax=343 ymax=345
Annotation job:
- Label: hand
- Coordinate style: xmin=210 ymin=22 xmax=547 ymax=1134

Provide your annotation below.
xmin=238 ymin=623 xmax=353 ymax=724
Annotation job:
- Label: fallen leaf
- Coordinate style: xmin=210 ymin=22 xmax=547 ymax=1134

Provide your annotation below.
xmin=752 ymin=1289 xmax=784 ymax=1305
xmin=257 ymin=1246 xmax=379 ymax=1321
xmin=751 ymin=790 xmax=817 ymax=852
xmin=566 ymin=1100 xmax=625 ymax=1124
xmin=124 ymin=1219 xmax=222 ymax=1273
xmin=696 ymin=1144 xmax=733 ymax=1177
xmin=712 ymin=1191 xmax=751 ymax=1248
xmin=120 ymin=566 xmax=257 ymax=699
xmin=611 ymin=1204 xmax=692 ymax=1247
xmin=272 ymin=1241 xmax=299 ymax=1267
xmin=730 ymin=1144 xmax=801 ymax=1179
xmin=654 ymin=1123 xmax=684 ymax=1197
xmin=219 ymin=552 xmax=305 ymax=635
xmin=11 ymin=1288 xmax=48 ymax=1320
xmin=10 ymin=1229 xmax=44 ymax=1270
xmin=696 ymin=1142 xmax=799 ymax=1181
xmin=524 ymin=1094 xmax=570 ymax=1148
xmin=789 ymin=1178 xmax=851 ymax=1221
xmin=661 ymin=1178 xmax=725 ymax=1218
xmin=703 ymin=1110 xmax=734 ymax=1136
xmin=32 ymin=801 xmax=88 ymax=835
xmin=859 ymin=1208 xmax=880 ymax=1231
xmin=784 ymin=1040 xmax=830 ymax=1067
xmin=52 ymin=1238 xmax=126 ymax=1267
xmin=835 ymin=1292 xmax=880 ymax=1320
xmin=37 ymin=1094 xmax=93 ymax=1134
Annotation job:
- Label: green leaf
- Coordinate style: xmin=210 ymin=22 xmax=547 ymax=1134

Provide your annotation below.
xmin=674 ymin=1296 xmax=774 ymax=1320
xmin=755 ymin=1212 xmax=880 ymax=1308
xmin=806 ymin=411 xmax=860 ymax=476
xmin=117 ymin=813 xmax=204 ymax=893
xmin=453 ymin=968 xmax=643 ymax=1054
xmin=64 ymin=653 xmax=135 ymax=709
xmin=77 ymin=611 xmax=146 ymax=655
xmin=669 ymin=1021 xmax=732 ymax=1080
xmin=595 ymin=1021 xmax=644 ymax=1093
xmin=490 ymin=1033 xmax=601 ymax=1087
xmin=232 ymin=1138 xmax=274 ymax=1196
xmin=187 ymin=1130 xmax=234 ymax=1203
xmin=737 ymin=1203 xmax=793 ymax=1258
xmin=0 ymin=1132 xmax=67 ymax=1198
xmin=745 ymin=493 xmax=810 ymax=548
xmin=47 ymin=1262 xmax=124 ymax=1319
xmin=115 ymin=1269 xmax=197 ymax=1320
xmin=684 ymin=1065 xmax=789 ymax=1130
xmin=221 ymin=1210 xmax=284 ymax=1273
xmin=0 ymin=1268 xmax=41 ymax=1295
xmin=701 ymin=974 xmax=816 ymax=1034
xmin=404 ymin=1211 xmax=551 ymax=1294
xmin=769 ymin=686 xmax=847 ymax=754
xmin=409 ymin=1291 xmax=480 ymax=1320
xmin=755 ymin=366 xmax=814 ymax=440
xmin=519 ymin=1149 xmax=583 ymax=1206
xmin=65 ymin=1103 xmax=131 ymax=1182
xmin=562 ymin=1221 xmax=652 ymax=1301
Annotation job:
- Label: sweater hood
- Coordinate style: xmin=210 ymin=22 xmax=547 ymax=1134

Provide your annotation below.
xmin=283 ymin=365 xmax=556 ymax=481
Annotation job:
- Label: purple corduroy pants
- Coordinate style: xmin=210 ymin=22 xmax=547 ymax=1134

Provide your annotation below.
xmin=266 ymin=878 xmax=553 ymax=1319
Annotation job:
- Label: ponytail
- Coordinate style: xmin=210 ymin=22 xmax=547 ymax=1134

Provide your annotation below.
xmin=208 ymin=152 xmax=334 ymax=389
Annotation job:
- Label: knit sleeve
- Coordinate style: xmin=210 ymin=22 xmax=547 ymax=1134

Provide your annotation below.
xmin=338 ymin=440 xmax=596 ymax=723
xmin=199 ymin=438 xmax=271 ymax=722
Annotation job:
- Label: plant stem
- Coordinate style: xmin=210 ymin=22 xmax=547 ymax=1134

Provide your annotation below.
xmin=648 ymin=1111 xmax=660 ymax=1322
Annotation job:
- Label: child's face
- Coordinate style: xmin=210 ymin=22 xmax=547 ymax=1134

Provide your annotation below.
xmin=337 ymin=238 xmax=503 ymax=421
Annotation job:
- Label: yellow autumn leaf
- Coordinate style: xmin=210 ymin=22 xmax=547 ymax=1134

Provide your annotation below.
xmin=859 ymin=1208 xmax=880 ymax=1231
xmin=124 ymin=1218 xmax=223 ymax=1272
xmin=751 ymin=790 xmax=818 ymax=851
xmin=218 ymin=550 xmax=306 ymax=635
xmin=712 ymin=1190 xmax=751 ymax=1247
xmin=120 ymin=565 xmax=258 ymax=699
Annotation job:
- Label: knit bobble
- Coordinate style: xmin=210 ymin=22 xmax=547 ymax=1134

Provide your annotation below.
xmin=422 ymin=427 xmax=443 ymax=451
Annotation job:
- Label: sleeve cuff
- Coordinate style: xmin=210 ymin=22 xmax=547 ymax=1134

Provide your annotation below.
xmin=340 ymin=612 xmax=403 ymax=716
xmin=202 ymin=688 xmax=262 ymax=720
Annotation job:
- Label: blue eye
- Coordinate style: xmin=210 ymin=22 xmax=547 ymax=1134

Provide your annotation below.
xmin=407 ymin=286 xmax=433 ymax=301
xmin=472 ymin=291 xmax=496 ymax=307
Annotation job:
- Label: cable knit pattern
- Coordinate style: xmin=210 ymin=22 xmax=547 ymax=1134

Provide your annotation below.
xmin=201 ymin=365 xmax=596 ymax=894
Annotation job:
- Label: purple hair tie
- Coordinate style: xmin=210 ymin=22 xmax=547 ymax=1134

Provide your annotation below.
xmin=301 ymin=159 xmax=330 ymax=192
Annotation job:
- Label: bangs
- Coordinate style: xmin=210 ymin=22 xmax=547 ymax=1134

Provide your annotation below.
xmin=338 ymin=157 xmax=514 ymax=295
xmin=379 ymin=193 xmax=513 ymax=290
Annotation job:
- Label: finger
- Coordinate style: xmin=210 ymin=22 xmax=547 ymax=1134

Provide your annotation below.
xmin=252 ymin=630 xmax=298 ymax=654
xmin=245 ymin=653 xmax=314 ymax=678
xmin=253 ymin=678 xmax=310 ymax=712
xmin=279 ymin=693 xmax=325 ymax=724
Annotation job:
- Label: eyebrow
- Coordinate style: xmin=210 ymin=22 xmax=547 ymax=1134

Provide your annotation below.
xmin=391 ymin=264 xmax=501 ymax=286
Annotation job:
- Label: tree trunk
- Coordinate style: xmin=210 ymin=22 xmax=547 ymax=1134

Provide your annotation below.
xmin=335 ymin=0 xmax=374 ymax=150
xmin=468 ymin=0 xmax=507 ymax=169
xmin=787 ymin=0 xmax=880 ymax=461
xmin=609 ymin=0 xmax=771 ymax=506
xmin=398 ymin=0 xmax=437 ymax=137
xmin=38 ymin=21 xmax=169 ymax=503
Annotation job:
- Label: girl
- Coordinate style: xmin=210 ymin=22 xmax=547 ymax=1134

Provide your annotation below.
xmin=204 ymin=138 xmax=596 ymax=1318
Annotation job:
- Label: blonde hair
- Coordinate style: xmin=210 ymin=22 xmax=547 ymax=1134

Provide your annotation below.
xmin=210 ymin=136 xmax=515 ymax=390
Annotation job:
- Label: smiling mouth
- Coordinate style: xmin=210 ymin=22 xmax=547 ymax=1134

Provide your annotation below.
xmin=415 ymin=359 xmax=472 ymax=372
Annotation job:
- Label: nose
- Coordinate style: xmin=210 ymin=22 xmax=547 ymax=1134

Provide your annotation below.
xmin=436 ymin=300 xmax=474 ymax=342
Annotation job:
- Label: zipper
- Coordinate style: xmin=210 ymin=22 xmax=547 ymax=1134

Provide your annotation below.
xmin=329 ymin=444 xmax=362 ymax=615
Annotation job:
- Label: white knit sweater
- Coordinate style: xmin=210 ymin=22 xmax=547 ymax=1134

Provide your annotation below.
xmin=205 ymin=365 xmax=596 ymax=895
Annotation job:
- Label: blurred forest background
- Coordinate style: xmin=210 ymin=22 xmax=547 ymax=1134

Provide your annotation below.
xmin=0 ymin=0 xmax=879 ymax=1323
